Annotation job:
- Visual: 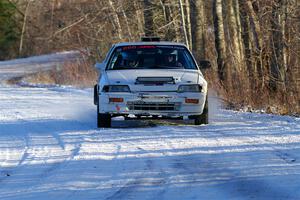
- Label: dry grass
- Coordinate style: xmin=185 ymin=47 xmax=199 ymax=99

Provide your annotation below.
xmin=23 ymin=59 xmax=98 ymax=87
xmin=206 ymin=70 xmax=300 ymax=116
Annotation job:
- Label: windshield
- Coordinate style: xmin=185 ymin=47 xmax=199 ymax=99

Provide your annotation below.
xmin=107 ymin=45 xmax=197 ymax=70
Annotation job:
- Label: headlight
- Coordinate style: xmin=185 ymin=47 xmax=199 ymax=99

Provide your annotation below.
xmin=177 ymin=84 xmax=202 ymax=93
xmin=102 ymin=85 xmax=131 ymax=92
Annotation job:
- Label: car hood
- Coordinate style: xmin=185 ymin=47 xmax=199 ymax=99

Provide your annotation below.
xmin=104 ymin=69 xmax=206 ymax=92
xmin=106 ymin=69 xmax=200 ymax=84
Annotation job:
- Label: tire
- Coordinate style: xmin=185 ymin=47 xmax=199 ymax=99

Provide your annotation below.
xmin=94 ymin=84 xmax=98 ymax=105
xmin=97 ymin=105 xmax=111 ymax=128
xmin=194 ymin=97 xmax=209 ymax=125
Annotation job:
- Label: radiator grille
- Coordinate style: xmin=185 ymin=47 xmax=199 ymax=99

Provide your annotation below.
xmin=135 ymin=77 xmax=175 ymax=85
xmin=127 ymin=102 xmax=180 ymax=111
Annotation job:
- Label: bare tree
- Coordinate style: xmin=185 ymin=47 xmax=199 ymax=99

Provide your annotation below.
xmin=270 ymin=0 xmax=288 ymax=91
xmin=178 ymin=0 xmax=190 ymax=48
xmin=184 ymin=0 xmax=192 ymax=50
xmin=134 ymin=0 xmax=145 ymax=37
xmin=108 ymin=0 xmax=123 ymax=40
xmin=120 ymin=3 xmax=133 ymax=40
xmin=19 ymin=0 xmax=32 ymax=55
xmin=192 ymin=0 xmax=206 ymax=61
xmin=168 ymin=1 xmax=181 ymax=42
xmin=227 ymin=0 xmax=244 ymax=70
xmin=240 ymin=0 xmax=264 ymax=87
xmin=213 ymin=0 xmax=227 ymax=81
xmin=143 ymin=0 xmax=154 ymax=36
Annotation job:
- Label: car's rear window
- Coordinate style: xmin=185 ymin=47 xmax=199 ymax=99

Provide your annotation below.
xmin=107 ymin=45 xmax=197 ymax=70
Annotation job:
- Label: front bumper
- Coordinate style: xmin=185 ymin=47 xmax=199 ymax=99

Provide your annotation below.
xmin=98 ymin=92 xmax=206 ymax=117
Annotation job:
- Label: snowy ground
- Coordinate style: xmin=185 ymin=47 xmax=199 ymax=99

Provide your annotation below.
xmin=0 ymin=84 xmax=300 ymax=200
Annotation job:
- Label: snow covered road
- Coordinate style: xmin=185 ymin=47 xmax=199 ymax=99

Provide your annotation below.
xmin=0 ymin=85 xmax=300 ymax=200
xmin=0 ymin=51 xmax=80 ymax=81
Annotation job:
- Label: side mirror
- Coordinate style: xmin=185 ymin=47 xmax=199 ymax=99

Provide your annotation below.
xmin=95 ymin=62 xmax=105 ymax=71
xmin=199 ymin=60 xmax=211 ymax=69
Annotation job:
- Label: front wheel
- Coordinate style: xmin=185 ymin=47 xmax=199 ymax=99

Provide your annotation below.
xmin=94 ymin=84 xmax=98 ymax=105
xmin=194 ymin=97 xmax=209 ymax=125
xmin=97 ymin=105 xmax=111 ymax=128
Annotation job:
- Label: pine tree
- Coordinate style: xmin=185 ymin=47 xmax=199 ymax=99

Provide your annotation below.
xmin=0 ymin=0 xmax=19 ymax=60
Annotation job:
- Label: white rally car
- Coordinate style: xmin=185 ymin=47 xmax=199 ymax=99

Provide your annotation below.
xmin=94 ymin=38 xmax=210 ymax=127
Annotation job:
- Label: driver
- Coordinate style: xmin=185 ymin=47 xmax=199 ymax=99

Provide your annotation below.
xmin=164 ymin=54 xmax=182 ymax=67
xmin=128 ymin=60 xmax=137 ymax=67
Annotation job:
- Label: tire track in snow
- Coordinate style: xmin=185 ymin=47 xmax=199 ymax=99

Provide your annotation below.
xmin=35 ymin=135 xmax=83 ymax=181
xmin=18 ymin=135 xmax=30 ymax=166
xmin=104 ymin=158 xmax=168 ymax=200
xmin=0 ymin=136 xmax=28 ymax=184
xmin=263 ymin=138 xmax=298 ymax=164
xmin=0 ymin=130 xmax=84 ymax=198
xmin=104 ymin=141 xmax=172 ymax=200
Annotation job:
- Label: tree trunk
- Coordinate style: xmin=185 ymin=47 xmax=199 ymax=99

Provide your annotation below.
xmin=178 ymin=0 xmax=190 ymax=48
xmin=240 ymin=4 xmax=257 ymax=86
xmin=160 ymin=0 xmax=168 ymax=24
xmin=184 ymin=0 xmax=192 ymax=51
xmin=121 ymin=4 xmax=132 ymax=41
xmin=228 ymin=0 xmax=243 ymax=71
xmin=270 ymin=0 xmax=287 ymax=91
xmin=169 ymin=3 xmax=181 ymax=42
xmin=245 ymin=0 xmax=261 ymax=52
xmin=143 ymin=0 xmax=154 ymax=36
xmin=134 ymin=0 xmax=144 ymax=37
xmin=192 ymin=0 xmax=206 ymax=61
xmin=244 ymin=0 xmax=264 ymax=86
xmin=19 ymin=0 xmax=31 ymax=55
xmin=234 ymin=0 xmax=244 ymax=63
xmin=108 ymin=0 xmax=123 ymax=40
xmin=213 ymin=0 xmax=227 ymax=81
xmin=160 ymin=0 xmax=173 ymax=40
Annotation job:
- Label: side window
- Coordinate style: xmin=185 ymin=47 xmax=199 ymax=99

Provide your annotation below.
xmin=182 ymin=51 xmax=196 ymax=69
xmin=103 ymin=45 xmax=115 ymax=64
xmin=108 ymin=52 xmax=119 ymax=69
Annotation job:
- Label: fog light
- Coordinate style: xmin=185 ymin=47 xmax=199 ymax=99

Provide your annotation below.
xmin=185 ymin=98 xmax=199 ymax=104
xmin=109 ymin=98 xmax=124 ymax=103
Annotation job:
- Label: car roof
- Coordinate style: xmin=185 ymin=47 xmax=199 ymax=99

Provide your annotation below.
xmin=114 ymin=41 xmax=188 ymax=48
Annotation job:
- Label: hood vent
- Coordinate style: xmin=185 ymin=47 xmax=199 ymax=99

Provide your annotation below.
xmin=135 ymin=77 xmax=175 ymax=85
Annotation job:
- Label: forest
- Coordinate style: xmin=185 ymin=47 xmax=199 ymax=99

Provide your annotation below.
xmin=0 ymin=0 xmax=299 ymax=114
